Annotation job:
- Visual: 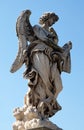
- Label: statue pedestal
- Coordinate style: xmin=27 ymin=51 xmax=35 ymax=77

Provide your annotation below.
xmin=26 ymin=126 xmax=62 ymax=130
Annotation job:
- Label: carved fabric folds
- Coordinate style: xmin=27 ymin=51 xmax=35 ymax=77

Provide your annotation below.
xmin=26 ymin=42 xmax=63 ymax=118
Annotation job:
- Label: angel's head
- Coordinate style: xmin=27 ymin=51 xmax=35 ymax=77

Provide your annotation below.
xmin=39 ymin=12 xmax=59 ymax=27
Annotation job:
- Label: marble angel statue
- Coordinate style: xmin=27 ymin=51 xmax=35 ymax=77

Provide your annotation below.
xmin=10 ymin=10 xmax=72 ymax=130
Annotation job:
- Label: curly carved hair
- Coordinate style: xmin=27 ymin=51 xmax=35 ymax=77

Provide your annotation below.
xmin=39 ymin=12 xmax=59 ymax=25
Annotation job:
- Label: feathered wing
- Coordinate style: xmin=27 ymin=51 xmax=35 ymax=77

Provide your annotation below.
xmin=10 ymin=10 xmax=34 ymax=73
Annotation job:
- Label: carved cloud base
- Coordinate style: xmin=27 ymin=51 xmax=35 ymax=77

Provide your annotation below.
xmin=13 ymin=118 xmax=62 ymax=130
xmin=13 ymin=102 xmax=62 ymax=130
xmin=25 ymin=119 xmax=62 ymax=130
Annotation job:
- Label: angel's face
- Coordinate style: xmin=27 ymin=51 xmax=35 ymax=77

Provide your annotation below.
xmin=47 ymin=17 xmax=56 ymax=27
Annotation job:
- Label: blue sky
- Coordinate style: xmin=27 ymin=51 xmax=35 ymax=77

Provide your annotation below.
xmin=0 ymin=0 xmax=84 ymax=130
